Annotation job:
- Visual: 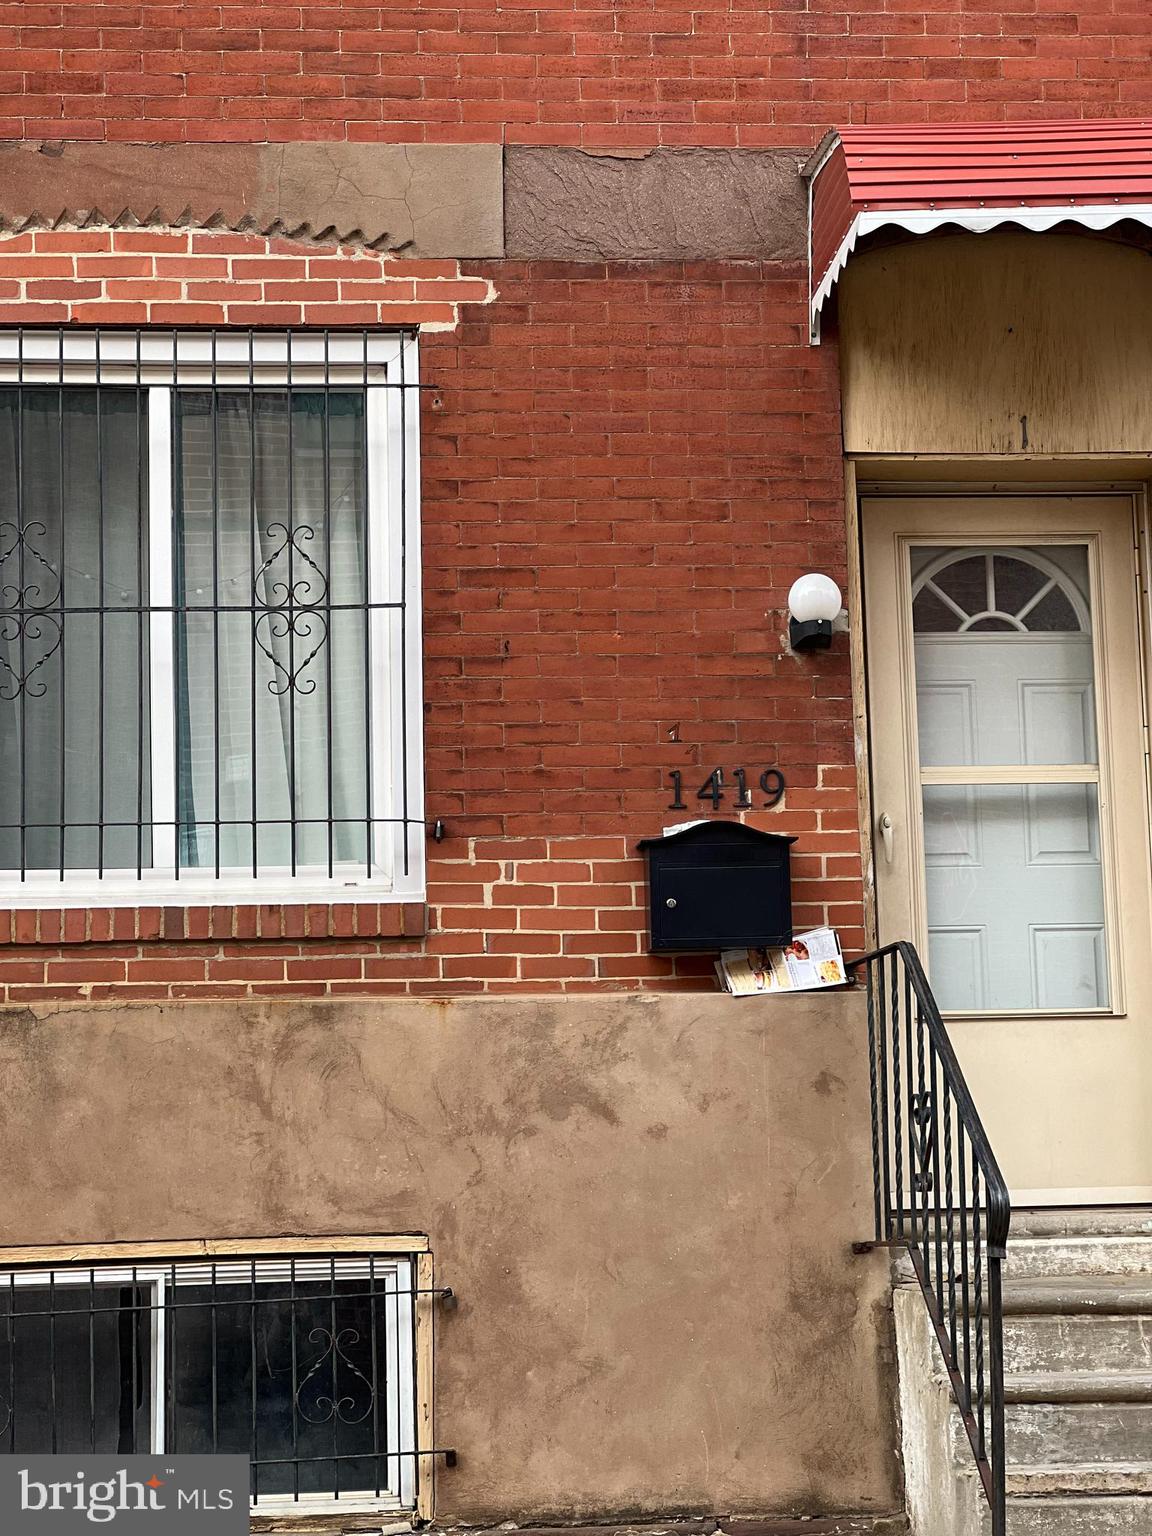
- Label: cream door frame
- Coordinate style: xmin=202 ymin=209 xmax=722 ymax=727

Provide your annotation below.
xmin=860 ymin=490 xmax=1152 ymax=1204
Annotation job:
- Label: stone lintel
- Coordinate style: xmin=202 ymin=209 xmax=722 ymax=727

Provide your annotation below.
xmin=0 ymin=141 xmax=505 ymax=257
xmin=504 ymin=146 xmax=808 ymax=263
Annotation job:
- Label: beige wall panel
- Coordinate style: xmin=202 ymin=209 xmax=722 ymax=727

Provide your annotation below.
xmin=0 ymin=991 xmax=897 ymax=1523
xmin=0 ymin=141 xmax=505 ymax=256
xmin=840 ymin=232 xmax=1152 ymax=456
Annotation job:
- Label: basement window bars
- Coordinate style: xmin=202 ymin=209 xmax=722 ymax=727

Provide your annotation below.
xmin=0 ymin=1253 xmax=421 ymax=1514
xmin=0 ymin=329 xmax=424 ymax=908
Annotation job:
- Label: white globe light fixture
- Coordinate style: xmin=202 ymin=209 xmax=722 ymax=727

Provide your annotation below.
xmin=787 ymin=573 xmax=843 ymax=651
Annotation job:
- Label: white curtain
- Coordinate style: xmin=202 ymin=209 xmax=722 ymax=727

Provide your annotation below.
xmin=176 ymin=391 xmax=369 ymax=873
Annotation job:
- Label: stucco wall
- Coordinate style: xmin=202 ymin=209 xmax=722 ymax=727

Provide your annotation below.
xmin=0 ymin=989 xmax=899 ymax=1522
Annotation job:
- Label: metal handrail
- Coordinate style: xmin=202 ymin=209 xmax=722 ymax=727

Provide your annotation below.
xmin=849 ymin=941 xmax=1011 ymax=1536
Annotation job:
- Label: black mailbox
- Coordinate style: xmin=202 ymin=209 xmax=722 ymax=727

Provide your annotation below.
xmin=637 ymin=820 xmax=797 ymax=952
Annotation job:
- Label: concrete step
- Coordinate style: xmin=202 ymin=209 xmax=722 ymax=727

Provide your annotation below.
xmin=1008 ymin=1464 xmax=1152 ymax=1496
xmin=1004 ymin=1314 xmax=1152 ymax=1375
xmin=1010 ymin=1209 xmax=1152 ymax=1240
xmin=1005 ymin=1403 xmax=1152 ymax=1466
xmin=899 ymin=1223 xmax=1152 ymax=1534
xmin=1004 ymin=1495 xmax=1152 ymax=1535
xmin=950 ymin=1401 xmax=1152 ymax=1466
xmin=1005 ymin=1371 xmax=1152 ymax=1403
xmin=1003 ymin=1236 xmax=1152 ymax=1280
xmin=1003 ymin=1276 xmax=1152 ymax=1315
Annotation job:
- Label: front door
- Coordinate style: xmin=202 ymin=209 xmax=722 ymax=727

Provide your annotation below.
xmin=863 ymin=494 xmax=1152 ymax=1202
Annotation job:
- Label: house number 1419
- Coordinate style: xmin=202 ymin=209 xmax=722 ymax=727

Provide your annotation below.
xmin=667 ymin=768 xmax=786 ymax=811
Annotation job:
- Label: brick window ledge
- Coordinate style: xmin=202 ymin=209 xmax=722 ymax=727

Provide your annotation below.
xmin=0 ymin=903 xmax=427 ymax=946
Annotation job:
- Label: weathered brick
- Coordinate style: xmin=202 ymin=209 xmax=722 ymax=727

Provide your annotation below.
xmin=0 ymin=217 xmax=873 ymax=999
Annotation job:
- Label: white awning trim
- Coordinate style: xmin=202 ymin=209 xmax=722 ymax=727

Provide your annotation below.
xmin=809 ymin=202 xmax=1152 ymax=343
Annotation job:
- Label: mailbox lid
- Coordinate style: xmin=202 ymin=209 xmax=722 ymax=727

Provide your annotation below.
xmin=637 ymin=821 xmax=797 ymax=952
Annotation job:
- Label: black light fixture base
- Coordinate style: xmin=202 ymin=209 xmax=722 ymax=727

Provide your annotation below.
xmin=789 ymin=616 xmax=833 ymax=651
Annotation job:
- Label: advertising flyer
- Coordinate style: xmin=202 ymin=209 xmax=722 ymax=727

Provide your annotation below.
xmin=716 ymin=927 xmax=847 ymax=996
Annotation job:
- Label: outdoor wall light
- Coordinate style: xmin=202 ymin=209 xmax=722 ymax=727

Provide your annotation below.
xmin=787 ymin=573 xmax=843 ymax=651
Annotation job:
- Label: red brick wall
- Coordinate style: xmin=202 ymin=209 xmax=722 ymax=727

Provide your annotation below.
xmin=0 ymin=229 xmax=492 ymax=327
xmin=0 ymin=248 xmax=861 ymax=1001
xmin=0 ymin=2 xmax=1146 ymax=148
xmin=418 ymin=260 xmax=861 ymax=994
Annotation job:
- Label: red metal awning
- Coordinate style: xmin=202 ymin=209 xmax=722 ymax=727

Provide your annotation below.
xmin=805 ymin=119 xmax=1152 ymax=341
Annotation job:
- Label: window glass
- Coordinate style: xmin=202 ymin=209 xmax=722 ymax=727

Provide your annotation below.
xmin=0 ymin=389 xmax=149 ymax=872
xmin=0 ymin=1258 xmax=415 ymax=1508
xmin=0 ymin=1282 xmax=152 ymax=1453
xmin=0 ymin=329 xmax=420 ymax=900
xmin=175 ymin=391 xmax=369 ymax=874
xmin=1026 ymin=587 xmax=1081 ymax=632
xmin=170 ymin=1275 xmax=387 ymax=1497
xmin=990 ymin=553 xmax=1048 ymax=612
xmin=912 ymin=545 xmax=1089 ymax=636
xmin=925 ymin=552 xmax=987 ymax=618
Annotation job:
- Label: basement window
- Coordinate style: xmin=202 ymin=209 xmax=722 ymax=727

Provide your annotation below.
xmin=0 ymin=330 xmax=424 ymax=908
xmin=0 ymin=1246 xmax=430 ymax=1516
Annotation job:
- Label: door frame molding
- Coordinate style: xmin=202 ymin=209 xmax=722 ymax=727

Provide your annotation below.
xmin=846 ymin=456 xmax=1152 ymax=960
xmin=854 ymin=466 xmax=1152 ymax=1198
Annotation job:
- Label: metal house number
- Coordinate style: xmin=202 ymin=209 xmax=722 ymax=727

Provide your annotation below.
xmin=667 ymin=767 xmax=786 ymax=812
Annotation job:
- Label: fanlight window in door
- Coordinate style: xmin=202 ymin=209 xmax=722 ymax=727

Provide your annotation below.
xmin=913 ymin=548 xmax=1090 ymax=636
xmin=909 ymin=545 xmax=1108 ymax=1013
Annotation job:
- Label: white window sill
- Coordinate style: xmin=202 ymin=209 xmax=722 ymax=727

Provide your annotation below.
xmin=0 ymin=872 xmax=424 ymax=910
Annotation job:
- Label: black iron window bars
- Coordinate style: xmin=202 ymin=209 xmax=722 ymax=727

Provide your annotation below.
xmin=0 ymin=1252 xmax=433 ymax=1512
xmin=0 ymin=329 xmax=424 ymax=906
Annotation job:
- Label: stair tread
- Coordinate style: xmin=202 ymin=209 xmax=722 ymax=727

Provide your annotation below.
xmin=1012 ymin=1209 xmax=1152 ymax=1239
xmin=1003 ymin=1276 xmax=1152 ymax=1315
xmin=1002 ymin=1495 xmax=1152 ymax=1535
xmin=1006 ymin=1370 xmax=1152 ymax=1402
xmin=1008 ymin=1461 xmax=1152 ymax=1495
xmin=1000 ymin=1235 xmax=1152 ymax=1284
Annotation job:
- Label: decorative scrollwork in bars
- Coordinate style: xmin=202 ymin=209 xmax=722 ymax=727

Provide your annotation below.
xmin=295 ymin=1325 xmax=376 ymax=1427
xmin=0 ymin=519 xmax=63 ymax=701
xmin=252 ymin=522 xmax=329 ymax=697
xmin=911 ymin=1091 xmax=936 ymax=1194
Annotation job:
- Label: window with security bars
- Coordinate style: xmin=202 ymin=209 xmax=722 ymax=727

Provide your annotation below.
xmin=0 ymin=1252 xmax=425 ymax=1513
xmin=0 ymin=330 xmax=423 ymax=906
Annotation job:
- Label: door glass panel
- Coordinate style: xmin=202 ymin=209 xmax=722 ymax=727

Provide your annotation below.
xmin=911 ymin=543 xmax=1108 ymax=1013
xmin=912 ymin=545 xmax=1097 ymax=767
xmin=923 ymin=783 xmax=1109 ymax=1011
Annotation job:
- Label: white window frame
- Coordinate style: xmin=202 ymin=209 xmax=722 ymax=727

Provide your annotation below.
xmin=0 ymin=1252 xmax=420 ymax=1517
xmin=0 ymin=330 xmax=425 ymax=908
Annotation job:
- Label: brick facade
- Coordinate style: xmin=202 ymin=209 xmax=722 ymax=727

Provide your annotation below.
xmin=0 ymin=6 xmax=1138 ymax=1001
xmin=0 ymin=249 xmax=861 ymax=1001
xmin=0 ymin=229 xmax=493 ymax=327
xmin=0 ymin=4 xmax=1147 ymax=147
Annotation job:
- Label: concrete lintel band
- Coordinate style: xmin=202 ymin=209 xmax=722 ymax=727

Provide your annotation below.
xmin=0 ymin=142 xmax=810 ymax=265
xmin=503 ymin=146 xmax=808 ymax=262
xmin=0 ymin=141 xmax=506 ymax=257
